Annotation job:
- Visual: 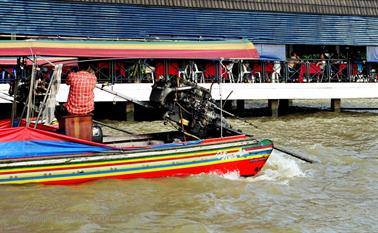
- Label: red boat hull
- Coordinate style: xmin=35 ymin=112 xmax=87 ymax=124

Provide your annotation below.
xmin=41 ymin=157 xmax=268 ymax=185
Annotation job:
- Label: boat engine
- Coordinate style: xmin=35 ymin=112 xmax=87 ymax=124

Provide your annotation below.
xmin=150 ymin=78 xmax=238 ymax=138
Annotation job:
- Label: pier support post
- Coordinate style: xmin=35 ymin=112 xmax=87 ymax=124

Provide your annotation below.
xmin=126 ymin=101 xmax=135 ymax=121
xmin=331 ymin=99 xmax=341 ymax=112
xmin=236 ymin=100 xmax=245 ymax=113
xmin=279 ymin=99 xmax=291 ymax=114
xmin=268 ymin=99 xmax=279 ymax=117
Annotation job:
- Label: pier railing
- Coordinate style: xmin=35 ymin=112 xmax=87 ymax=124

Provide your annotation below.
xmin=281 ymin=59 xmax=377 ymax=83
xmin=92 ymin=59 xmax=377 ymax=84
xmin=0 ymin=59 xmax=377 ymax=84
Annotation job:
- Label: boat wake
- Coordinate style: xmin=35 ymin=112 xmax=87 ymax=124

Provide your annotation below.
xmin=214 ymin=150 xmax=305 ymax=183
xmin=218 ymin=171 xmax=242 ymax=181
xmin=246 ymin=150 xmax=305 ymax=183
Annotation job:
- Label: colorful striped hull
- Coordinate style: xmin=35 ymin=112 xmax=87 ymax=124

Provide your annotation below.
xmin=0 ymin=137 xmax=273 ymax=185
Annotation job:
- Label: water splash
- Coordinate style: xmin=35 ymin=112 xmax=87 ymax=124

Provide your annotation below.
xmin=217 ymin=171 xmax=241 ymax=181
xmin=211 ymin=150 xmax=305 ymax=184
xmin=249 ymin=150 xmax=305 ymax=183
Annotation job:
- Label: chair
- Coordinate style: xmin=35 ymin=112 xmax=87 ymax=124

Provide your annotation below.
xmin=251 ymin=64 xmax=263 ymax=83
xmin=223 ymin=63 xmax=235 ymax=83
xmin=271 ymin=62 xmax=281 ymax=83
xmin=335 ymin=63 xmax=348 ymax=82
xmin=1 ymin=70 xmax=6 ymax=82
xmin=238 ymin=63 xmax=252 ymax=83
xmin=354 ymin=63 xmax=366 ymax=82
xmin=178 ymin=64 xmax=189 ymax=80
xmin=368 ymin=69 xmax=377 ymax=82
xmin=116 ymin=63 xmax=127 ymax=82
xmin=144 ymin=65 xmax=155 ymax=83
xmin=329 ymin=63 xmax=341 ymax=82
xmin=192 ymin=63 xmax=205 ymax=83
xmin=204 ymin=63 xmax=216 ymax=82
xmin=287 ymin=64 xmax=300 ymax=83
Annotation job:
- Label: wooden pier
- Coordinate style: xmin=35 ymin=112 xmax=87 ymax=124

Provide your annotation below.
xmin=1 ymin=83 xmax=377 ymax=117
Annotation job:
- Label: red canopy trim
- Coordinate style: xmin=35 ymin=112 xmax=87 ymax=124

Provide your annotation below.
xmin=0 ymin=39 xmax=259 ymax=60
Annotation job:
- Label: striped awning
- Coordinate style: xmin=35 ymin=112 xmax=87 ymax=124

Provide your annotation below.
xmin=0 ymin=39 xmax=259 ymax=60
xmin=0 ymin=57 xmax=78 ymax=65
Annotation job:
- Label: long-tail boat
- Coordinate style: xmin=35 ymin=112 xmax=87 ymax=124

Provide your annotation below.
xmin=0 ymin=39 xmax=273 ymax=185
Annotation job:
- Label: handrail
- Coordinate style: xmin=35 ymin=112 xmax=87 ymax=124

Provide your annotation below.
xmin=1 ymin=59 xmax=377 ymax=84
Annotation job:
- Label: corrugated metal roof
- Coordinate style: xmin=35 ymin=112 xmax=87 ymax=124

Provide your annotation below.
xmin=68 ymin=0 xmax=378 ymax=16
xmin=0 ymin=0 xmax=377 ymax=45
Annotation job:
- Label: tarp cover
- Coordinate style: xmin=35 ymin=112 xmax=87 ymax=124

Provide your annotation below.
xmin=255 ymin=44 xmax=286 ymax=61
xmin=0 ymin=127 xmax=117 ymax=160
xmin=0 ymin=122 xmax=249 ymax=160
xmin=0 ymin=119 xmax=59 ymax=131
xmin=367 ymin=46 xmax=378 ymax=62
xmin=0 ymin=39 xmax=259 ymax=60
xmin=0 ymin=122 xmax=205 ymax=160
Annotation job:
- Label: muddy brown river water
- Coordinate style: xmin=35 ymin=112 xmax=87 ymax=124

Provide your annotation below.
xmin=0 ymin=99 xmax=377 ymax=233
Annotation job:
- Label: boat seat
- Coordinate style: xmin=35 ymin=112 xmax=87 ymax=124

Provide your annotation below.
xmin=62 ymin=114 xmax=93 ymax=141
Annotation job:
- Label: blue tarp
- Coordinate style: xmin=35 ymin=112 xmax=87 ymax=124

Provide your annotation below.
xmin=255 ymin=44 xmax=286 ymax=61
xmin=0 ymin=127 xmax=116 ymax=160
xmin=0 ymin=127 xmax=203 ymax=160
xmin=367 ymin=46 xmax=378 ymax=62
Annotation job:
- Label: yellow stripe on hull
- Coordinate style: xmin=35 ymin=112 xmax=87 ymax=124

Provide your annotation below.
xmin=0 ymin=147 xmax=243 ymax=174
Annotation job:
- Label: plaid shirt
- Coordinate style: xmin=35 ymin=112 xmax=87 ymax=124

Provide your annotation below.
xmin=64 ymin=71 xmax=97 ymax=115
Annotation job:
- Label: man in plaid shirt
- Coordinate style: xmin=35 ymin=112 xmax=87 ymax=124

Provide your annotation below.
xmin=64 ymin=62 xmax=97 ymax=115
xmin=55 ymin=61 xmax=97 ymax=126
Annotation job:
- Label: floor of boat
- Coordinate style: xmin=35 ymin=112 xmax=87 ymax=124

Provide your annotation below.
xmin=102 ymin=131 xmax=181 ymax=147
xmin=103 ymin=135 xmax=166 ymax=147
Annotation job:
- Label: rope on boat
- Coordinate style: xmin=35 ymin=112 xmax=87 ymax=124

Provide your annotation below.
xmin=273 ymin=146 xmax=316 ymax=164
xmin=95 ymin=84 xmax=153 ymax=109
xmin=230 ymin=117 xmax=315 ymax=163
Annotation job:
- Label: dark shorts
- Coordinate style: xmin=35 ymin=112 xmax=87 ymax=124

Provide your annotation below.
xmin=54 ymin=104 xmax=68 ymax=120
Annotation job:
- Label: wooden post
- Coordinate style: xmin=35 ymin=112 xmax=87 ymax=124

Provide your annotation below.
xmin=269 ymin=99 xmax=279 ymax=117
xmin=331 ymin=98 xmax=341 ymax=112
xmin=11 ymin=57 xmax=22 ymax=126
xmin=279 ymin=99 xmax=291 ymax=114
xmin=126 ymin=101 xmax=135 ymax=121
